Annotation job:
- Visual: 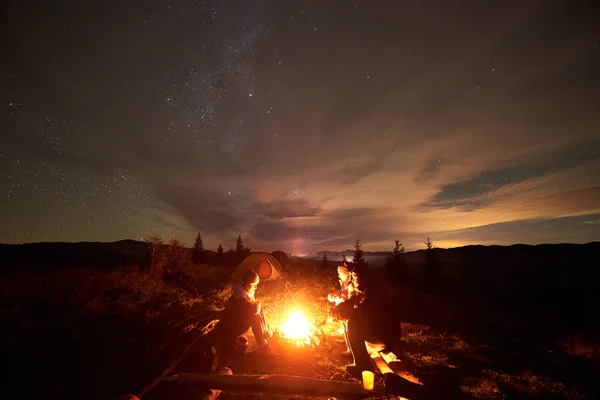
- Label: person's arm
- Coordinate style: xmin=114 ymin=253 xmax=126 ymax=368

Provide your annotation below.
xmin=336 ymin=297 xmax=356 ymax=320
xmin=241 ymin=293 xmax=261 ymax=315
xmin=252 ymin=300 xmax=261 ymax=315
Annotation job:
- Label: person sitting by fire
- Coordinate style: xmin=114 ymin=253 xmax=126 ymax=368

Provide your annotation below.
xmin=212 ymin=268 xmax=273 ymax=369
xmin=329 ymin=264 xmax=402 ymax=377
xmin=328 ymin=261 xmax=356 ymax=354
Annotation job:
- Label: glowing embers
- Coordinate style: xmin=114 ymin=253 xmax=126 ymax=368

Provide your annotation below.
xmin=277 ymin=311 xmax=321 ymax=348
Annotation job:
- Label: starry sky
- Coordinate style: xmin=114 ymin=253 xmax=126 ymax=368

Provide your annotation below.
xmin=1 ymin=0 xmax=599 ymax=253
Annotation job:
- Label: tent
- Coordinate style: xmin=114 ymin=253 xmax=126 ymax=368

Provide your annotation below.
xmin=232 ymin=252 xmax=285 ymax=282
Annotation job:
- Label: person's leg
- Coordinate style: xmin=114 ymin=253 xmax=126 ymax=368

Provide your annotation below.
xmin=215 ymin=322 xmax=251 ymax=369
xmin=346 ymin=318 xmax=373 ymax=373
xmin=342 ymin=320 xmax=351 ymax=353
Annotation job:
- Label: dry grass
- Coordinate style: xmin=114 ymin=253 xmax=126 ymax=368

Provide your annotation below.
xmin=483 ymin=369 xmax=584 ymax=399
xmin=557 ymin=335 xmax=600 ymax=364
xmin=397 ymin=323 xmax=589 ymax=399
xmin=461 ymin=377 xmax=502 ymax=399
xmin=402 ymin=329 xmax=469 ymax=352
xmin=0 ymin=264 xmax=211 ymax=326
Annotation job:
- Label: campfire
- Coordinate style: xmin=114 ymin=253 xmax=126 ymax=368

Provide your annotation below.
xmin=276 ymin=311 xmax=322 ymax=347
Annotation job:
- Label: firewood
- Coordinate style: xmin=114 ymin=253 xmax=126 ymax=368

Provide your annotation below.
xmin=370 ymin=352 xmax=427 ymax=400
xmin=163 ymin=373 xmax=386 ymax=398
xmin=199 ymin=367 xmax=232 ymax=400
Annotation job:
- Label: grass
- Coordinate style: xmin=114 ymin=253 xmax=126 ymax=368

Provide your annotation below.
xmin=0 ymin=261 xmax=235 ymax=330
xmin=461 ymin=377 xmax=502 ymax=399
xmin=557 ymin=335 xmax=600 ymax=365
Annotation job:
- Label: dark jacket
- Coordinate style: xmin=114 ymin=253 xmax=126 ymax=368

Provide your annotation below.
xmin=338 ymin=279 xmax=401 ymax=343
xmin=218 ymin=285 xmax=260 ymax=335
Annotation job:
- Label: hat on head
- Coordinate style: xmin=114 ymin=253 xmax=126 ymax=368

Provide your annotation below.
xmin=241 ymin=268 xmax=260 ymax=285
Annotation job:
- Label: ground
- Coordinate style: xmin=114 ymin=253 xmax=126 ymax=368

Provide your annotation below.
xmin=2 ymin=264 xmax=598 ymax=400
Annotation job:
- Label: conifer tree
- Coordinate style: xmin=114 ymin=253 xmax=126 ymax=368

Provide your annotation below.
xmin=216 ymin=243 xmax=224 ymax=266
xmin=235 ymin=235 xmax=243 ymax=252
xmin=424 ymin=236 xmax=441 ymax=275
xmin=352 ymin=238 xmax=367 ymax=266
xmin=192 ymin=232 xmax=205 ymax=263
xmin=386 ymin=239 xmax=409 ymax=283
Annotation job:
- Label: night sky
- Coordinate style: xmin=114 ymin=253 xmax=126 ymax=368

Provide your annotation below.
xmin=1 ymin=1 xmax=599 ymax=253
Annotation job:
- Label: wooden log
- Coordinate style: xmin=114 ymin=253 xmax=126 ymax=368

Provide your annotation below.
xmin=370 ymin=352 xmax=427 ymax=400
xmin=200 ymin=367 xmax=232 ymax=400
xmin=371 ymin=352 xmax=422 ymax=385
xmin=388 ymin=361 xmax=422 ymax=386
xmin=163 ymin=373 xmax=386 ymax=399
xmin=370 ymin=352 xmax=394 ymax=374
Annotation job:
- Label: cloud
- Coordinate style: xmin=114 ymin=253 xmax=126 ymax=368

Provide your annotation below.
xmin=324 ymin=159 xmax=384 ymax=185
xmin=435 ymin=213 xmax=600 ymax=247
xmin=326 ymin=208 xmax=374 ymax=220
xmin=415 ymin=156 xmax=452 ymax=181
xmin=247 ymin=205 xmax=403 ymax=252
xmin=154 ymin=183 xmax=241 ymax=233
xmin=251 ymin=198 xmax=321 ymax=219
xmin=419 ymin=140 xmax=600 ymax=210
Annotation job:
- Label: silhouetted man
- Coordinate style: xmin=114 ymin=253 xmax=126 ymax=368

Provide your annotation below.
xmin=328 ymin=261 xmax=356 ymax=354
xmin=330 ymin=265 xmax=401 ymax=377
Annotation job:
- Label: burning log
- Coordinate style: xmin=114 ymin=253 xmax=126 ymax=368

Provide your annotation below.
xmin=163 ymin=373 xmax=386 ymax=398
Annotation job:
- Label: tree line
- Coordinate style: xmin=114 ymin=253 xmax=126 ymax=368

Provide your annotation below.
xmin=191 ymin=232 xmax=251 ymax=267
xmin=322 ymin=237 xmax=442 ymax=284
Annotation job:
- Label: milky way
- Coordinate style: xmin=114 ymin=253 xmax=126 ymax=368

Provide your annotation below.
xmin=1 ymin=1 xmax=599 ymax=252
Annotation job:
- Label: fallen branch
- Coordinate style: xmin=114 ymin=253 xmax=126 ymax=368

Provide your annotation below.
xmin=163 ymin=373 xmax=386 ymax=399
xmin=134 ymin=319 xmax=218 ymax=398
xmin=158 ymin=313 xmax=213 ymax=350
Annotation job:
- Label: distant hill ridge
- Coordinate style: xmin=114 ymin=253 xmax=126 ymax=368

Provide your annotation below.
xmin=314 ymin=241 xmax=600 ymax=262
xmin=0 ymin=240 xmax=150 ymax=271
xmin=1 ymin=239 xmax=599 ymax=271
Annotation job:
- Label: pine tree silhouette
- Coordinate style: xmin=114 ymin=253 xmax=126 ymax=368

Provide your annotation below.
xmin=321 ymin=252 xmax=328 ymax=267
xmin=352 ymin=238 xmax=367 ymax=267
xmin=235 ymin=235 xmax=245 ymax=253
xmin=192 ymin=232 xmax=205 ymax=264
xmin=234 ymin=234 xmax=251 ymax=263
xmin=216 ymin=243 xmax=224 ymax=266
xmin=386 ymin=239 xmax=410 ymax=283
xmin=424 ymin=236 xmax=441 ymax=276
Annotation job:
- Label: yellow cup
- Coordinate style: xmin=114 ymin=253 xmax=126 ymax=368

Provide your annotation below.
xmin=362 ymin=370 xmax=374 ymax=391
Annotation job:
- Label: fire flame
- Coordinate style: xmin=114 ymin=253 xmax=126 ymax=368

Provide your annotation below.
xmin=278 ymin=311 xmax=320 ymax=347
